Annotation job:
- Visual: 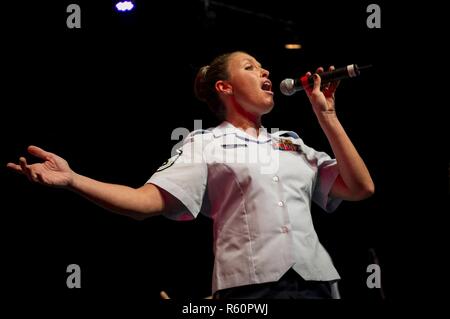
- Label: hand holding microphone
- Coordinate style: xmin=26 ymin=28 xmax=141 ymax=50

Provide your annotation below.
xmin=280 ymin=64 xmax=372 ymax=96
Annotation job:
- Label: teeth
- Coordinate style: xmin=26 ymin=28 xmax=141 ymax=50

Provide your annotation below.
xmin=262 ymin=81 xmax=271 ymax=91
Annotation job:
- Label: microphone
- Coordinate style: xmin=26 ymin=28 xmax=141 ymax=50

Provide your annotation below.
xmin=280 ymin=64 xmax=372 ymax=96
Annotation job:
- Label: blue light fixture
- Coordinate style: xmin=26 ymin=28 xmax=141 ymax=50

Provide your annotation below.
xmin=115 ymin=1 xmax=135 ymax=12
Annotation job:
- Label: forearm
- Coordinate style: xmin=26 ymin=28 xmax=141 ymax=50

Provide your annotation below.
xmin=67 ymin=173 xmax=163 ymax=219
xmin=316 ymin=110 xmax=374 ymax=196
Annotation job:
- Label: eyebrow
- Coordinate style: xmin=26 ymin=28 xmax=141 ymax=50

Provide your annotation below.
xmin=242 ymin=59 xmax=262 ymax=68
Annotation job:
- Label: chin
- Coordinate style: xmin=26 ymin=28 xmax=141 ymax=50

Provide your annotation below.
xmin=262 ymin=102 xmax=275 ymax=114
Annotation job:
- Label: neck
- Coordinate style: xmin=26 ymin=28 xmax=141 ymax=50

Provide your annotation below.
xmin=225 ymin=103 xmax=262 ymax=138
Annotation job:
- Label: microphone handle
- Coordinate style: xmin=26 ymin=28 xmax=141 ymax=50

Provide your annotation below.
xmin=299 ymin=64 xmax=361 ymax=91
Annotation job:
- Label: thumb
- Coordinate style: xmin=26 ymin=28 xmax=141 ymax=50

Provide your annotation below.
xmin=160 ymin=291 xmax=170 ymax=299
xmin=27 ymin=145 xmax=53 ymax=160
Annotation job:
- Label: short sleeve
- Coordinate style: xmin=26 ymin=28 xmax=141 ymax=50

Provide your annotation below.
xmin=312 ymin=155 xmax=342 ymax=212
xmin=147 ymin=133 xmax=209 ymax=221
xmin=298 ymin=139 xmax=342 ymax=213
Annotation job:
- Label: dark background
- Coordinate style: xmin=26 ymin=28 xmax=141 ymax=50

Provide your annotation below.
xmin=1 ymin=0 xmax=447 ymax=307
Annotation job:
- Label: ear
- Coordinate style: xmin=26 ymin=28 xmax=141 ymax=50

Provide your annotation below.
xmin=215 ymin=80 xmax=233 ymax=95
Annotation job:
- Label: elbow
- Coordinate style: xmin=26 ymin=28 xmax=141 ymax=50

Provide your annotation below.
xmin=116 ymin=211 xmax=150 ymax=221
xmin=356 ymin=182 xmax=375 ymax=200
xmin=366 ymin=181 xmax=375 ymax=197
xmin=124 ymin=207 xmax=160 ymax=221
xmin=131 ymin=213 xmax=149 ymax=221
xmin=130 ymin=209 xmax=161 ymax=221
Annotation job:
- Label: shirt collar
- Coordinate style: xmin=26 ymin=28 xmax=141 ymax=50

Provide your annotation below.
xmin=212 ymin=121 xmax=271 ymax=143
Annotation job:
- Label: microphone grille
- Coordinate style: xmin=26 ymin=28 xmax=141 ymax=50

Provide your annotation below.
xmin=280 ymin=78 xmax=295 ymax=96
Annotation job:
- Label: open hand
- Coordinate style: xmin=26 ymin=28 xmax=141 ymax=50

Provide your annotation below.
xmin=7 ymin=146 xmax=74 ymax=188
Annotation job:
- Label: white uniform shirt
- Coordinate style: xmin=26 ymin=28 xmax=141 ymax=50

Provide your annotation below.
xmin=147 ymin=121 xmax=342 ymax=294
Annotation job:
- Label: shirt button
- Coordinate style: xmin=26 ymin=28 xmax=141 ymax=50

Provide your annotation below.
xmin=278 ymin=201 xmax=284 ymax=207
xmin=281 ymin=226 xmax=289 ymax=233
xmin=272 ymin=176 xmax=279 ymax=182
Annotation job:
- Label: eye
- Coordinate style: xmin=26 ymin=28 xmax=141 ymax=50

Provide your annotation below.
xmin=245 ymin=65 xmax=254 ymax=70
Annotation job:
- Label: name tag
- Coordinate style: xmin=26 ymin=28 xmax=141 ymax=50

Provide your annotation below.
xmin=221 ymin=144 xmax=248 ymax=149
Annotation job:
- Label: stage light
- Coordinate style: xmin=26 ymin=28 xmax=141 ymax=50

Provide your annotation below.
xmin=283 ymin=29 xmax=302 ymax=50
xmin=284 ymin=43 xmax=302 ymax=50
xmin=115 ymin=1 xmax=135 ymax=12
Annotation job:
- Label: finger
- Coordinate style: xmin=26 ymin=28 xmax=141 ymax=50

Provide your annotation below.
xmin=333 ymin=79 xmax=340 ymax=89
xmin=36 ymin=172 xmax=46 ymax=185
xmin=29 ymin=169 xmax=39 ymax=182
xmin=160 ymin=291 xmax=170 ymax=299
xmin=28 ymin=145 xmax=53 ymax=160
xmin=327 ymin=65 xmax=339 ymax=92
xmin=19 ymin=157 xmax=29 ymax=170
xmin=328 ymin=79 xmax=340 ymax=93
xmin=315 ymin=67 xmax=327 ymax=91
xmin=19 ymin=157 xmax=33 ymax=181
xmin=303 ymin=72 xmax=314 ymax=95
xmin=328 ymin=65 xmax=336 ymax=87
xmin=312 ymin=73 xmax=322 ymax=93
xmin=6 ymin=162 xmax=23 ymax=174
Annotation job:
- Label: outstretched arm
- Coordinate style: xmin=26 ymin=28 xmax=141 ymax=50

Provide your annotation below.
xmin=68 ymin=174 xmax=166 ymax=220
xmin=304 ymin=67 xmax=375 ymax=201
xmin=7 ymin=145 xmax=179 ymax=219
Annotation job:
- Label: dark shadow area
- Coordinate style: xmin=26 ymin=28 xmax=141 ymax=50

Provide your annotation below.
xmin=1 ymin=0 xmax=446 ymax=308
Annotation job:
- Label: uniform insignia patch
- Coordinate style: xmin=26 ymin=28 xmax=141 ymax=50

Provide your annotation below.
xmin=156 ymin=148 xmax=183 ymax=172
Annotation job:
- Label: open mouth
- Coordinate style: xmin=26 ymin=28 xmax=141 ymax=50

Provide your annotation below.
xmin=261 ymin=80 xmax=273 ymax=94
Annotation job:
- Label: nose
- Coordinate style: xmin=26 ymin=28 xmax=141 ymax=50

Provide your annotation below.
xmin=261 ymin=68 xmax=269 ymax=78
